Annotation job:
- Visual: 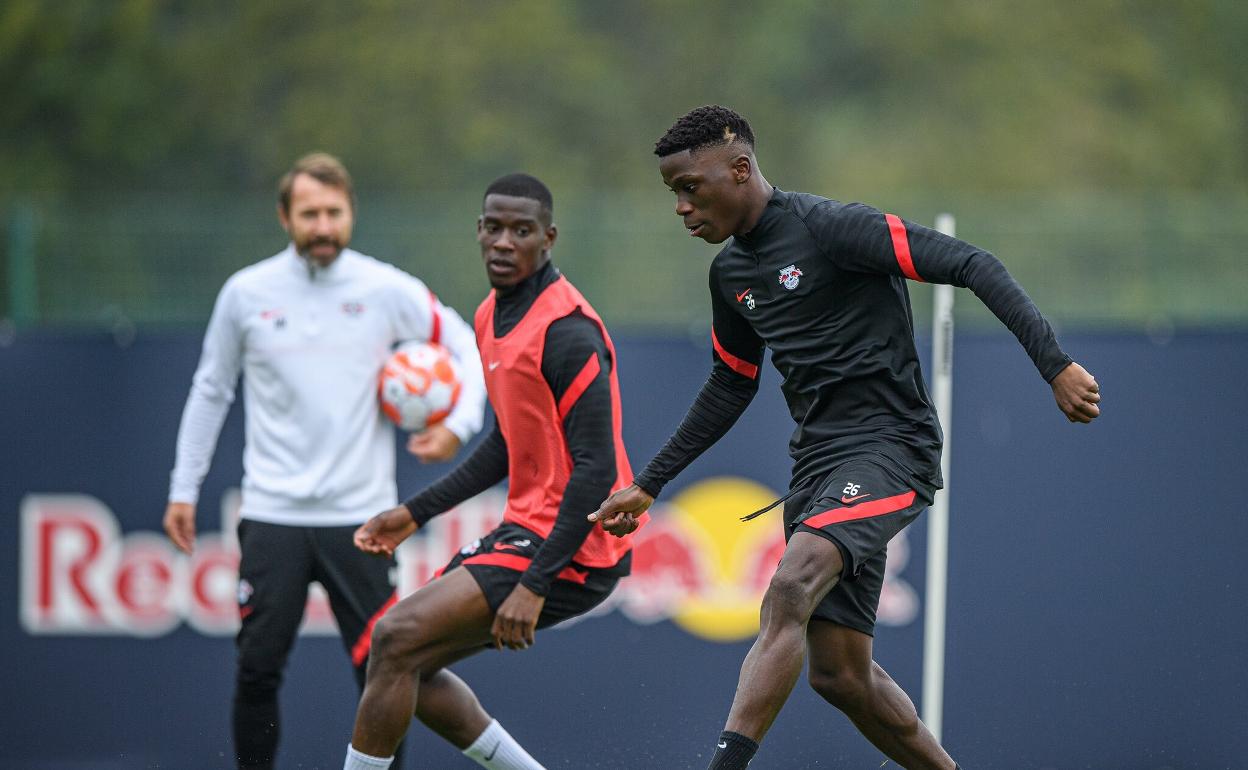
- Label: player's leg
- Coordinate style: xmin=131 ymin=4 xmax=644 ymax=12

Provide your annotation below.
xmin=413 ymin=665 xmax=491 ymax=747
xmin=720 ymin=531 xmax=844 ymax=737
xmin=792 ymin=459 xmax=954 ymax=768
xmin=707 ymin=460 xmax=934 ymax=769
xmin=346 ymin=603 xmax=545 ymax=770
xmin=806 ymin=618 xmax=954 ymax=769
xmin=349 ymin=566 xmax=495 ymax=758
xmin=234 ymin=520 xmax=315 ymax=769
xmin=415 ymin=665 xmax=545 ymax=769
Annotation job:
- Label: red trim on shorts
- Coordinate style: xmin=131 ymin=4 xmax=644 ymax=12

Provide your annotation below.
xmin=557 ymin=352 xmax=601 ymax=419
xmin=428 ymin=288 xmax=442 ymax=345
xmin=885 ymin=214 xmax=923 ymax=282
xmin=801 ymin=490 xmax=918 ymax=529
xmin=350 ymin=592 xmax=398 ymax=666
xmin=463 ymin=552 xmax=589 ymax=585
xmin=712 ymin=328 xmax=759 ymax=379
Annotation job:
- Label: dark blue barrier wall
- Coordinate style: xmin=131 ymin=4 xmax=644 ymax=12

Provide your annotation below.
xmin=2 ymin=329 xmax=1246 ymax=769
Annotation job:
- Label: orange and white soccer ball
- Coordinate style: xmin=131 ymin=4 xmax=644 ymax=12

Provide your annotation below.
xmin=378 ymin=342 xmax=463 ymax=431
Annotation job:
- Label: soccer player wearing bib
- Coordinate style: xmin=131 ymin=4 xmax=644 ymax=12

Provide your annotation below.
xmin=344 ymin=174 xmax=642 ymax=770
xmin=163 ymin=153 xmax=487 ymax=770
xmin=590 ymin=106 xmax=1101 ymax=770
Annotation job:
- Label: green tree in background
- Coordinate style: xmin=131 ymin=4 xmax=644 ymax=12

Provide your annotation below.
xmin=2 ymin=0 xmax=1246 ymax=328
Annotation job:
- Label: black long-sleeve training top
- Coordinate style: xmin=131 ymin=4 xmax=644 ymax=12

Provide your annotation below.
xmin=404 ymin=261 xmax=617 ymax=596
xmin=633 ymin=188 xmax=1071 ymax=497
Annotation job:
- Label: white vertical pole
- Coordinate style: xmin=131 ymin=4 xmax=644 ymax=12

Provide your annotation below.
xmin=922 ymin=213 xmax=956 ymax=743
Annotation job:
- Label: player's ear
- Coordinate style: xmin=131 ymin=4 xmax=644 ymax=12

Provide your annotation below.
xmin=732 ymin=154 xmax=753 ymax=184
xmin=544 ymin=223 xmax=558 ymax=250
xmin=277 ymin=203 xmax=291 ymax=233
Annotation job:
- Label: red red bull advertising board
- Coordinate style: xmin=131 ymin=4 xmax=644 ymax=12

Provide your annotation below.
xmin=20 ymin=478 xmax=920 ymax=642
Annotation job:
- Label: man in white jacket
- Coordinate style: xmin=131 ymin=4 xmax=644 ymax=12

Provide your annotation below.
xmin=163 ymin=152 xmax=486 ymax=770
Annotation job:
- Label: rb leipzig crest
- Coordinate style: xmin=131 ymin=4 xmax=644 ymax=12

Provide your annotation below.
xmin=778 ymin=264 xmax=803 ymax=290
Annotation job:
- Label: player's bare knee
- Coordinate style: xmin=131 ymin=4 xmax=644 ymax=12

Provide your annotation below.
xmin=370 ymin=611 xmax=424 ymax=666
xmin=761 ymin=569 xmax=819 ymax=626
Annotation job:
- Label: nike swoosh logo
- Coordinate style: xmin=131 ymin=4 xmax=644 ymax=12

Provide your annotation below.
xmin=483 ymin=742 xmax=500 ymax=761
xmin=488 ymin=361 xmax=501 ymax=371
xmin=840 ymin=494 xmax=871 ymax=504
xmin=717 ymin=741 xmax=728 ymax=749
xmin=735 ymin=289 xmax=752 ymax=302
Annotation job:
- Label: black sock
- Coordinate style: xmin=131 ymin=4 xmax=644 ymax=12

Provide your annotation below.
xmin=706 ymin=730 xmax=758 ymax=769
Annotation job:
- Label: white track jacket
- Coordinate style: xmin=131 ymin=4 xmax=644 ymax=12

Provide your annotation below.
xmin=169 ymin=246 xmax=486 ymax=526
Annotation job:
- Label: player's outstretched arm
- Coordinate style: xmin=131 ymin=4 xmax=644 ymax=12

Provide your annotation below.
xmin=163 ymin=502 xmax=197 ymax=554
xmin=353 ymin=505 xmax=418 ymax=556
xmin=588 ymin=484 xmax=654 ymax=537
xmin=1050 ymin=362 xmax=1101 ymax=423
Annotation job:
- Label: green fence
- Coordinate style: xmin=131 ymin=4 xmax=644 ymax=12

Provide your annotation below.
xmin=4 ymin=190 xmax=1246 ymax=333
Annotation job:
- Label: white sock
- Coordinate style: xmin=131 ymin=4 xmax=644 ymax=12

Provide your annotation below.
xmin=344 ymin=743 xmax=393 ymax=770
xmin=462 ymin=719 xmax=546 ymax=770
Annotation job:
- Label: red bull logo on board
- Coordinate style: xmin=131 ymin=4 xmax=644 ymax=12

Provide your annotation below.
xmin=19 ymin=478 xmax=919 ymax=641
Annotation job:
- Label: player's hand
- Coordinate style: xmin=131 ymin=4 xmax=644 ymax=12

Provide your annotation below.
xmin=406 ymin=424 xmax=462 ymax=463
xmin=492 ymin=583 xmax=545 ymax=651
xmin=1050 ymin=362 xmax=1101 ymax=424
xmin=587 ymin=484 xmax=653 ymax=537
xmin=353 ymin=505 xmax=418 ymax=556
xmin=163 ymin=502 xmax=197 ymax=554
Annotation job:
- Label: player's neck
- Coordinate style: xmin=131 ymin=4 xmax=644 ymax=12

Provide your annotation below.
xmin=735 ymin=177 xmax=774 ymax=237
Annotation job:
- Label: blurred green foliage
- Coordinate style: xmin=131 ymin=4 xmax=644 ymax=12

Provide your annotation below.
xmin=2 ymin=0 xmax=1246 ymax=330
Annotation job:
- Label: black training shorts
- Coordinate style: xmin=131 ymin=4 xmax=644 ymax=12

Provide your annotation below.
xmin=435 ymin=522 xmax=621 ymax=631
xmin=785 ymin=457 xmax=935 ymax=636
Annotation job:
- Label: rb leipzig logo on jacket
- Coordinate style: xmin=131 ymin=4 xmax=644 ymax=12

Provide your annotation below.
xmin=778 ymin=264 xmax=803 ymax=291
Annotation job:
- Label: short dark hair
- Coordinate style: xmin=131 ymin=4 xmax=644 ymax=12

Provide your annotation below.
xmin=654 ymin=105 xmax=755 ymax=157
xmin=483 ymin=173 xmax=554 ymax=225
xmin=279 ymin=152 xmax=354 ymax=213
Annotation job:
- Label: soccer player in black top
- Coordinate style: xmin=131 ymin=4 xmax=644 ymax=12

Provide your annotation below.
xmin=589 ymin=106 xmax=1101 ymax=770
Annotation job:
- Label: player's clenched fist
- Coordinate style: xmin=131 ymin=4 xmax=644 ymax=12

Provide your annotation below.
xmin=1049 ymin=362 xmax=1101 ymax=424
xmin=353 ymin=505 xmax=418 ymax=556
xmin=587 ymin=484 xmax=654 ymax=537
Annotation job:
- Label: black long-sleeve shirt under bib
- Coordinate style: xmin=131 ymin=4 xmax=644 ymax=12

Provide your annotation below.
xmin=405 ymin=262 xmax=617 ymax=596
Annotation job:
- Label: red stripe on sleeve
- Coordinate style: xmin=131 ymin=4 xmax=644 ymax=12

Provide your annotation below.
xmin=712 ymin=328 xmax=759 ymax=380
xmin=427 ymin=288 xmax=442 ymax=345
xmin=557 ymin=352 xmax=602 ymax=419
xmin=350 ymin=592 xmax=398 ymax=666
xmin=463 ymin=552 xmax=588 ymax=585
xmin=885 ymin=214 xmax=923 ymax=282
xmin=801 ymin=490 xmax=917 ymax=529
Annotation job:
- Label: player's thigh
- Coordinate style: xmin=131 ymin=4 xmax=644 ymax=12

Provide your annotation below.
xmin=806 ymin=617 xmax=875 ymax=683
xmin=764 ymin=531 xmax=846 ymax=620
xmin=308 ymin=524 xmax=397 ymax=655
xmin=372 ymin=566 xmax=496 ymax=666
xmin=236 ymin=519 xmax=316 ymax=668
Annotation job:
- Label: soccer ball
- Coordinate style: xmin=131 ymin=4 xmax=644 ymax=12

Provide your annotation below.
xmin=378 ymin=342 xmax=463 ymax=431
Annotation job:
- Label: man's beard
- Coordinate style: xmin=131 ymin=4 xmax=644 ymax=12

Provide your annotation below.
xmin=298 ymin=236 xmax=344 ymax=265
